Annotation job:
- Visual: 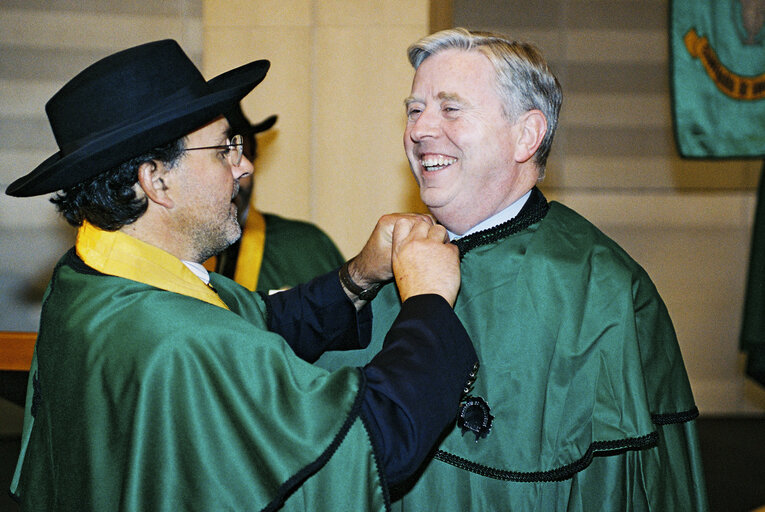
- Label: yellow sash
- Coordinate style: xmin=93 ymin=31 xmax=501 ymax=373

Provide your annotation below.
xmin=233 ymin=209 xmax=266 ymax=291
xmin=76 ymin=221 xmax=229 ymax=310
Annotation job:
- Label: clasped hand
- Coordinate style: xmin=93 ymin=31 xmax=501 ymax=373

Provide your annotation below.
xmin=348 ymin=213 xmax=460 ymax=306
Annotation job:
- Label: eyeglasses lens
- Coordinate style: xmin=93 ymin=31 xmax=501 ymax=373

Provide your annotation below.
xmin=229 ymin=135 xmax=243 ymax=167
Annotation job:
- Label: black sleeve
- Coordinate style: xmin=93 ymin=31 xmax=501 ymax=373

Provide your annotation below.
xmin=360 ymin=294 xmax=477 ymax=486
xmin=264 ymin=268 xmax=372 ymax=362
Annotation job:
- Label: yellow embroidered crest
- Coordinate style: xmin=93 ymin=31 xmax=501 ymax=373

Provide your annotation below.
xmin=684 ymin=28 xmax=765 ymax=100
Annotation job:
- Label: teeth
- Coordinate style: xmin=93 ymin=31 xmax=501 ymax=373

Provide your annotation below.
xmin=420 ymin=155 xmax=456 ymax=171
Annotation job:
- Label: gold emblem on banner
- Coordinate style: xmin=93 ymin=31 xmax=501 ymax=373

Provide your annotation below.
xmin=684 ymin=28 xmax=765 ymax=100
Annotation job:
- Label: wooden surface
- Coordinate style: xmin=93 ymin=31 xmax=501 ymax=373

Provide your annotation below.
xmin=0 ymin=332 xmax=36 ymax=371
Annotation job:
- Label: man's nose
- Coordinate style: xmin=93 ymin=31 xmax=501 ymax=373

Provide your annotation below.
xmin=409 ymin=109 xmax=439 ymax=141
xmin=233 ymin=155 xmax=254 ymax=179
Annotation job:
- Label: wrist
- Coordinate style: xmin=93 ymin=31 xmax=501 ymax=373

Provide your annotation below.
xmin=340 ymin=259 xmax=383 ymax=302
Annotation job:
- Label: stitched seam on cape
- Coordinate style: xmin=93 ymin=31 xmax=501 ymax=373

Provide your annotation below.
xmin=432 ymin=432 xmax=658 ymax=482
xmin=453 ymin=187 xmax=550 ymax=259
xmin=651 ymin=406 xmax=699 ymax=425
xmin=358 ymin=407 xmax=392 ymax=511
xmin=262 ymin=368 xmax=367 ymax=512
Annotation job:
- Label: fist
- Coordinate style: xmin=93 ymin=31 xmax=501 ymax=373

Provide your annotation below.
xmin=349 ymin=213 xmax=435 ymax=288
xmin=391 ymin=218 xmax=461 ymax=306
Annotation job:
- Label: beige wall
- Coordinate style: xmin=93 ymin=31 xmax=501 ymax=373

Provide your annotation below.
xmin=204 ymin=0 xmax=431 ymax=258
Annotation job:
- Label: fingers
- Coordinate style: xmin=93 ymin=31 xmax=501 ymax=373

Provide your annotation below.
xmin=393 ymin=218 xmax=448 ymax=247
xmin=387 ymin=212 xmax=434 ymax=225
xmin=346 ymin=213 xmax=438 ymax=305
xmin=427 ymin=223 xmax=449 ymax=243
xmin=391 ymin=217 xmax=460 ymax=306
xmin=391 ymin=217 xmax=417 ymax=245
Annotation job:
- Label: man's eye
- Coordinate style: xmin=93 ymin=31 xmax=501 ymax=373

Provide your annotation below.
xmin=407 ymin=108 xmax=422 ymax=120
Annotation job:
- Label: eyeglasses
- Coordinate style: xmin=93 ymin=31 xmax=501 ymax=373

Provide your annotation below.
xmin=184 ymin=134 xmax=244 ymax=167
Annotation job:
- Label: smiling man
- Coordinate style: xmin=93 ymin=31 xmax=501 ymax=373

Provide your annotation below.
xmin=5 ymin=40 xmax=479 ymax=511
xmin=318 ymin=28 xmax=709 ymax=510
xmin=403 ymin=48 xmax=540 ymax=236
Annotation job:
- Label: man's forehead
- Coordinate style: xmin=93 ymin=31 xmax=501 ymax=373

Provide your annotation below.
xmin=407 ymin=51 xmax=498 ymax=104
xmin=405 ymin=91 xmax=467 ymax=106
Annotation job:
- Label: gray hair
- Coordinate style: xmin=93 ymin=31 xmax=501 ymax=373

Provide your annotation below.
xmin=408 ymin=28 xmax=562 ymax=175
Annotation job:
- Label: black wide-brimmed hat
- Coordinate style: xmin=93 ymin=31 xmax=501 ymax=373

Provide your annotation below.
xmin=6 ymin=39 xmax=269 ymax=197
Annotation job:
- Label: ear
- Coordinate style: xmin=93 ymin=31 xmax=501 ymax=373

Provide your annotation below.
xmin=513 ymin=110 xmax=547 ymax=164
xmin=136 ymin=160 xmax=174 ymax=209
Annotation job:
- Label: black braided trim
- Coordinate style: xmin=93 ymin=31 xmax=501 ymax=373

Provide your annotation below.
xmin=263 ymin=368 xmax=368 ymax=512
xmin=433 ymin=432 xmax=658 ymax=482
xmin=453 ymin=187 xmax=550 ymax=259
xmin=651 ymin=406 xmax=699 ymax=425
xmin=358 ymin=410 xmax=392 ymax=511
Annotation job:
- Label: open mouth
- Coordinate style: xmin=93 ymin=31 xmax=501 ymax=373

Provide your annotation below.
xmin=420 ymin=155 xmax=456 ymax=172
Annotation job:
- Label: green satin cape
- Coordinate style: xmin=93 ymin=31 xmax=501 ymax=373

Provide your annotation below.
xmin=257 ymin=213 xmax=346 ymax=293
xmin=318 ymin=199 xmax=708 ymax=511
xmin=12 ymin=258 xmax=387 ymax=511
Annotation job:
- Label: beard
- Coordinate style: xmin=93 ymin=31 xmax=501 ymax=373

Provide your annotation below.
xmin=187 ymin=202 xmax=242 ymax=263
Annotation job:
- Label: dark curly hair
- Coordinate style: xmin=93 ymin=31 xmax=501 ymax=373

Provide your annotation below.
xmin=51 ymin=137 xmax=186 ymax=230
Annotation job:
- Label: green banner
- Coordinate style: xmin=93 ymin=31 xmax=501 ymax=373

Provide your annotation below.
xmin=670 ymin=1 xmax=765 ymax=158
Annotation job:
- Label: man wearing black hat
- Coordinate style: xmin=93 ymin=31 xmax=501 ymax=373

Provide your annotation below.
xmin=6 ymin=40 xmax=478 ymax=511
xmin=207 ymin=106 xmax=346 ymax=293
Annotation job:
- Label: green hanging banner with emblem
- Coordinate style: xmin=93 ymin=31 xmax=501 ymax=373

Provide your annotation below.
xmin=670 ymin=1 xmax=765 ymax=158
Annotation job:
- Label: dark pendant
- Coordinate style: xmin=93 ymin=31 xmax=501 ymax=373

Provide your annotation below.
xmin=458 ymin=395 xmax=493 ymax=441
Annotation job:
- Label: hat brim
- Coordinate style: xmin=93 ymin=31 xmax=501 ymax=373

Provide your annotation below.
xmin=248 ymin=114 xmax=278 ymax=135
xmin=6 ymin=60 xmax=269 ymax=197
xmin=225 ymin=107 xmax=278 ymax=137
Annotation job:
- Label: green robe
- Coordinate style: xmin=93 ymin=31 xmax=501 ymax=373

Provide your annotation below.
xmin=318 ymin=189 xmax=708 ymax=510
xmin=12 ymin=254 xmax=387 ymax=511
xmin=258 ymin=213 xmax=345 ymax=293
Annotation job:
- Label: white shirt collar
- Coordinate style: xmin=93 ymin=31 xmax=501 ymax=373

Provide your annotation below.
xmin=182 ymin=260 xmax=211 ymax=285
xmin=447 ymin=190 xmax=532 ymax=241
